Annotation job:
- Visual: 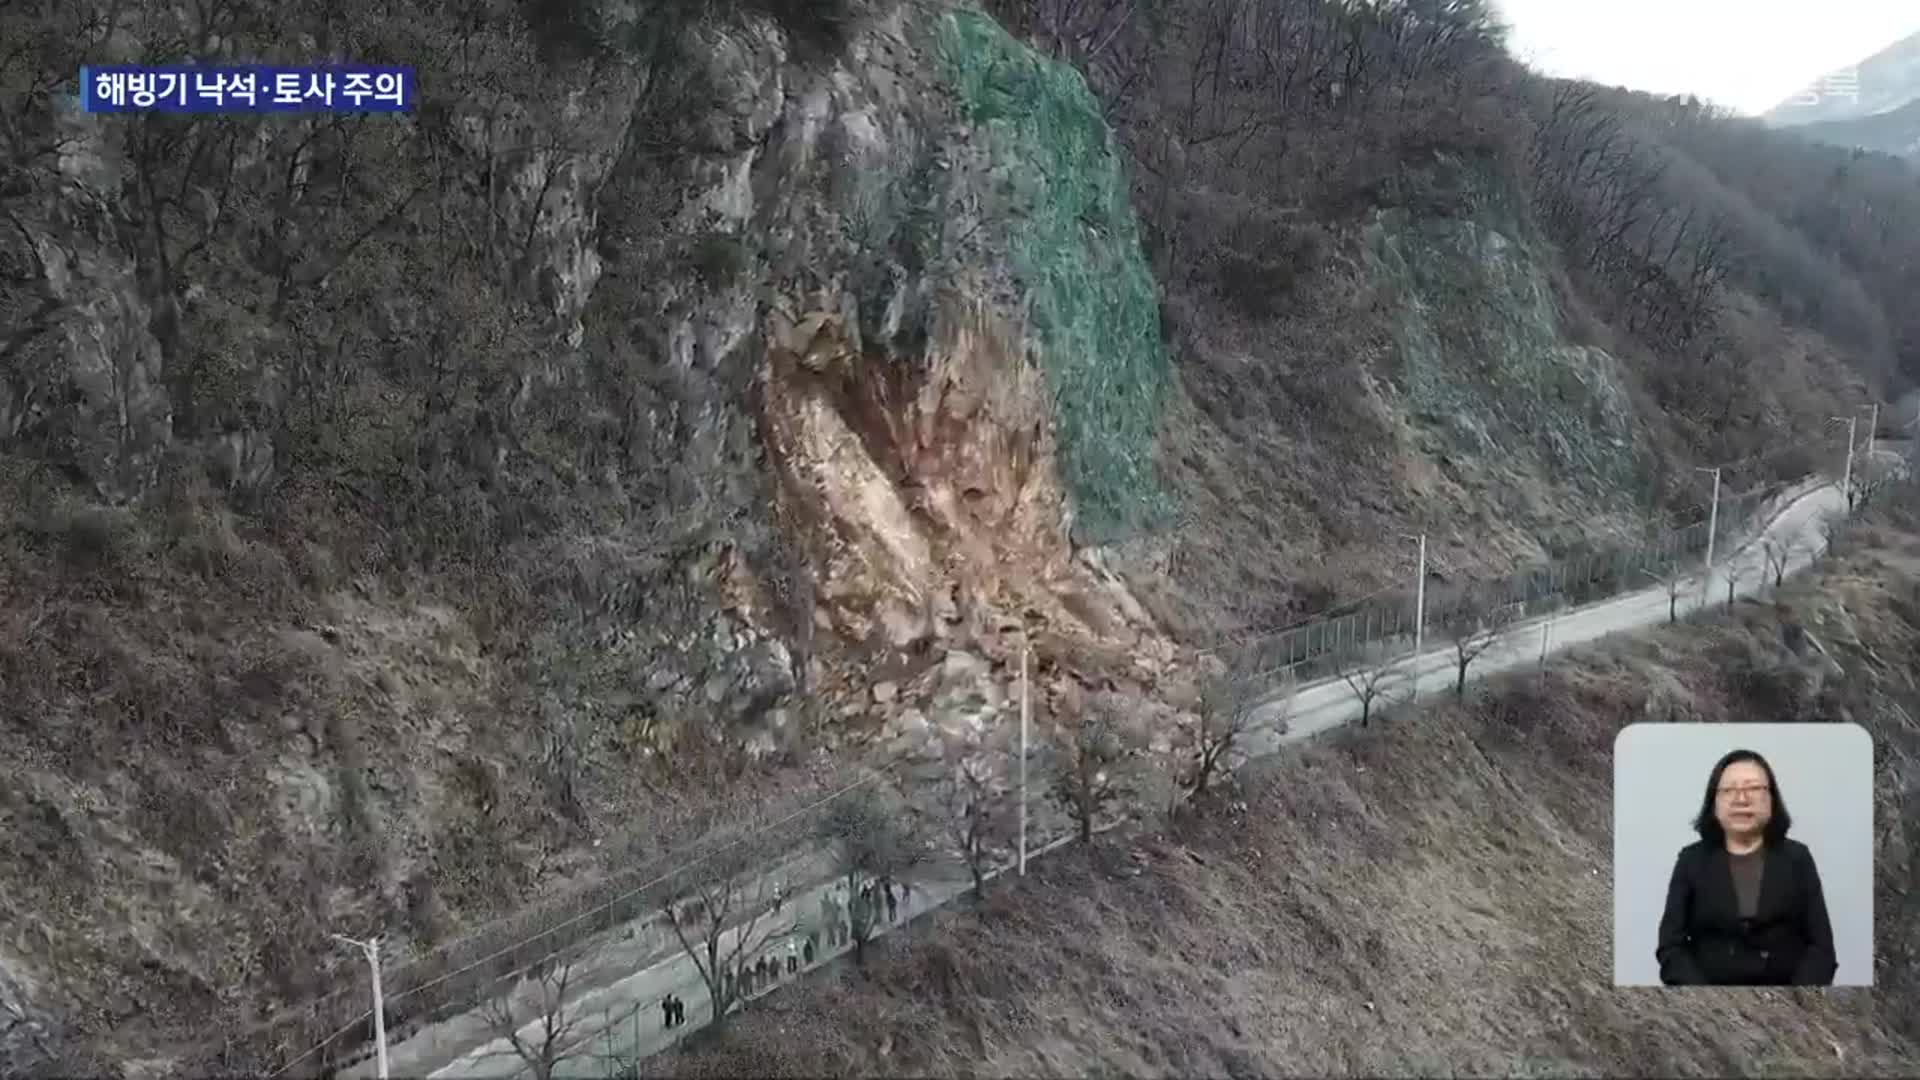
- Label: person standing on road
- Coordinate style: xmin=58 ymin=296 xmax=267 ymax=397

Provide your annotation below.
xmin=787 ymin=937 xmax=799 ymax=974
xmin=883 ymin=879 xmax=898 ymax=923
xmin=661 ymin=995 xmax=673 ymax=1029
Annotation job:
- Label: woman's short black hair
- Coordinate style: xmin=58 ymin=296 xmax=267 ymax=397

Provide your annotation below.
xmin=1693 ymin=748 xmax=1793 ymax=845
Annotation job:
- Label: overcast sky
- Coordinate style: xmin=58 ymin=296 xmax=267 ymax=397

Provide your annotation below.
xmin=1496 ymin=0 xmax=1920 ymax=115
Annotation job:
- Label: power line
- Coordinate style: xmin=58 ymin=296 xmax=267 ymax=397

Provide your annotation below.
xmin=257 ymin=749 xmax=923 ymax=1078
xmin=254 ymin=449 xmax=1846 ymax=1075
xmin=264 ymin=1010 xmax=375 ymax=1079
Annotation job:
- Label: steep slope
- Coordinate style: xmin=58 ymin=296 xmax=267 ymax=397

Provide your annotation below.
xmin=0 ymin=3 xmax=1184 ymax=1072
xmin=665 ymin=513 xmax=1920 ymax=1077
xmin=1068 ymin=0 xmax=1887 ymax=636
xmin=1 ymin=0 xmax=1916 ymax=1075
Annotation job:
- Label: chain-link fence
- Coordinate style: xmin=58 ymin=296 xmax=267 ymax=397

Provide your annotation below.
xmin=1228 ymin=481 xmax=1793 ymax=690
xmin=181 ymin=754 xmax=913 ymax=1080
xmin=172 ymin=470 xmax=1821 ymax=1078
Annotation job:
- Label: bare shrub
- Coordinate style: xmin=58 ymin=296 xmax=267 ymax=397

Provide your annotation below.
xmin=1177 ymin=659 xmax=1274 ymax=800
xmin=1644 ymin=558 xmax=1687 ymax=623
xmin=929 ymin=750 xmax=1013 ymax=897
xmin=477 ymin=948 xmax=593 ymax=1080
xmin=662 ymin=828 xmax=787 ymax=1026
xmin=1716 ymin=636 xmax=1809 ymax=722
xmin=1439 ymin=587 xmax=1518 ymax=696
xmin=1044 ymin=693 xmax=1147 ymax=843
xmin=816 ymin=790 xmax=922 ymax=968
xmin=1339 ymin=645 xmax=1407 ymax=728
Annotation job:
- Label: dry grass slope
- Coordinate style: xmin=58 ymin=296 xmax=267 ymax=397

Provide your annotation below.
xmin=666 ymin=525 xmax=1920 ymax=1078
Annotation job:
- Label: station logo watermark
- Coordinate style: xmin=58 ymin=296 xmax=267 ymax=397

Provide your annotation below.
xmin=1786 ymin=65 xmax=1862 ymax=108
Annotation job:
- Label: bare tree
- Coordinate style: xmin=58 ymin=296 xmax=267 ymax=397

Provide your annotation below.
xmin=477 ymin=949 xmax=590 ymax=1080
xmin=1819 ymin=515 xmax=1848 ymax=559
xmin=1762 ymin=539 xmax=1792 ymax=591
xmin=1439 ymin=589 xmax=1517 ymax=696
xmin=932 ymin=750 xmax=1012 ymax=897
xmin=1853 ymin=458 xmax=1894 ymax=513
xmin=1339 ymin=648 xmax=1405 ymax=728
xmin=1178 ymin=661 xmax=1275 ymax=800
xmin=1046 ymin=695 xmax=1141 ymax=843
xmin=661 ymin=838 xmax=784 ymax=1028
xmin=1643 ymin=559 xmax=1686 ymax=623
xmin=816 ymin=789 xmax=921 ymax=969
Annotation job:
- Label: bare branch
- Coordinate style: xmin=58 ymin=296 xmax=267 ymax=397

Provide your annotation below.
xmin=1339 ymin=648 xmax=1406 ymax=728
xmin=660 ymin=834 xmax=783 ymax=1027
xmin=1440 ymin=588 xmax=1517 ymax=696
xmin=477 ymin=949 xmax=590 ymax=1080
xmin=816 ymin=789 xmax=922 ymax=968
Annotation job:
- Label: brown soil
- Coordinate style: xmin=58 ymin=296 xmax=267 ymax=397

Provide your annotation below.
xmin=662 ymin=524 xmax=1920 ymax=1078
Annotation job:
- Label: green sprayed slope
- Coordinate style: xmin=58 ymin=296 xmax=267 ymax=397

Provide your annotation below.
xmin=1365 ymin=189 xmax=1649 ymax=505
xmin=934 ymin=8 xmax=1169 ymax=544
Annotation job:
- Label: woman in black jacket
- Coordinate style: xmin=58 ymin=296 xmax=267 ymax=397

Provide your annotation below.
xmin=1656 ymin=748 xmax=1838 ymax=986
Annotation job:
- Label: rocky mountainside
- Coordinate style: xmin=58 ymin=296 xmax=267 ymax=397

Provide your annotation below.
xmin=2 ymin=0 xmax=1917 ymax=1075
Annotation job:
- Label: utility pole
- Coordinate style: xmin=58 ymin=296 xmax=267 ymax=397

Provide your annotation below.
xmin=1694 ymin=466 xmax=1720 ymax=607
xmin=1402 ymin=533 xmax=1427 ymax=657
xmin=332 ymin=934 xmax=388 ymax=1080
xmin=1018 ymin=638 xmax=1029 ymax=877
xmin=1831 ymin=415 xmax=1858 ymax=509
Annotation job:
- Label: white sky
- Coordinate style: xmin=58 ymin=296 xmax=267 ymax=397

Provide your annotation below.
xmin=1496 ymin=0 xmax=1920 ymax=115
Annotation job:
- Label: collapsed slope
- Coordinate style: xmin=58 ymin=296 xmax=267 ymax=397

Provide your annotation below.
xmin=1 ymin=0 xmax=1915 ymax=1073
xmin=0 ymin=2 xmax=1184 ymax=1071
xmin=666 ymin=519 xmax=1920 ymax=1077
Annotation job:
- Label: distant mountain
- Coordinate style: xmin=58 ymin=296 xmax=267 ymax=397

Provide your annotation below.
xmin=1764 ymin=29 xmax=1920 ymax=128
xmin=1790 ymin=96 xmax=1920 ymax=159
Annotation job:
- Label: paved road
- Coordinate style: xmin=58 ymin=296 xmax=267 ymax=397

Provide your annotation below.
xmin=1242 ymin=476 xmax=1846 ymax=750
xmin=354 ymin=477 xmax=1847 ymax=1079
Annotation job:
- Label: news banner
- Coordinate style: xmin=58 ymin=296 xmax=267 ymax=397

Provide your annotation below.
xmin=81 ymin=65 xmax=415 ymax=113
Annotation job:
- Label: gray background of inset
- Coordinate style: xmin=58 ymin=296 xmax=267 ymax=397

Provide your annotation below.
xmin=1613 ymin=722 xmax=1874 ymax=986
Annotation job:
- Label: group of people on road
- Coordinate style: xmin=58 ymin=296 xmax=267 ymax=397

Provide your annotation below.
xmin=815 ymin=875 xmax=909 ymax=948
xmin=658 ymin=874 xmax=919 ymax=1032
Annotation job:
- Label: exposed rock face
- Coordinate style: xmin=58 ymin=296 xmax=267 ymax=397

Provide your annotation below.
xmin=617 ymin=6 xmax=1179 ymax=756
xmin=0 ymin=6 xmax=1186 ymax=1072
xmin=4 ymin=106 xmax=172 ymax=499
